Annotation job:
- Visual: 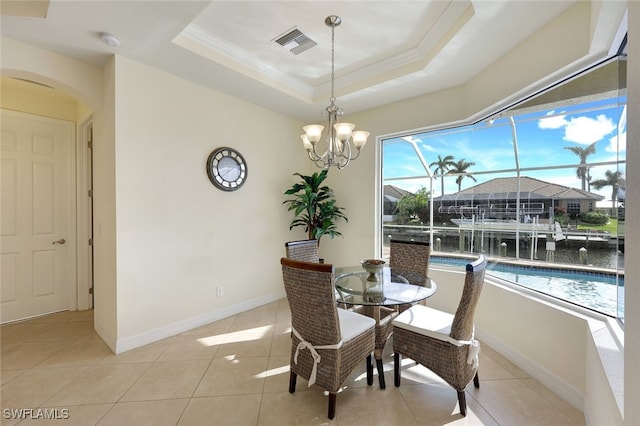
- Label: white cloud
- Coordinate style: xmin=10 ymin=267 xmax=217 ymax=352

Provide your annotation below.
xmin=538 ymin=113 xmax=567 ymax=129
xmin=605 ymin=131 xmax=626 ymax=153
xmin=606 ymin=105 xmax=627 ymax=152
xmin=538 ymin=112 xmax=617 ymax=146
xmin=563 ymin=114 xmax=615 ymax=144
xmin=401 ymin=164 xmax=427 ymax=176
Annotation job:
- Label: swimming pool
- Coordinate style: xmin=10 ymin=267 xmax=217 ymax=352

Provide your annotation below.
xmin=430 ymin=256 xmax=623 ymax=317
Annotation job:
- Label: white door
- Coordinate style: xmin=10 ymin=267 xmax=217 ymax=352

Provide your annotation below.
xmin=1 ymin=109 xmax=76 ymax=323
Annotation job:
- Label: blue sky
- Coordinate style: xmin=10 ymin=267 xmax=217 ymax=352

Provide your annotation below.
xmin=383 ymin=96 xmax=626 ymax=207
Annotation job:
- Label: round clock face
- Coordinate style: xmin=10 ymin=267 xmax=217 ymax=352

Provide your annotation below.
xmin=206 ymin=147 xmax=247 ymax=191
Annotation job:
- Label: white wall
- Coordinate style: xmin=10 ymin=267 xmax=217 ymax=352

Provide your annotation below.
xmin=110 ymin=55 xmax=306 ymax=350
xmin=1 ymin=77 xmax=79 ymax=121
xmin=0 ymin=37 xmax=103 ymax=110
xmin=93 ymin=57 xmax=118 ymax=351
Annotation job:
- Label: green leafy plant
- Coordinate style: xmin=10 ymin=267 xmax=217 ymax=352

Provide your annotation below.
xmin=579 ymin=211 xmax=609 ymax=225
xmin=554 ymin=208 xmax=569 ymax=225
xmin=396 ymin=186 xmax=430 ymax=224
xmin=283 ymin=170 xmax=348 ymax=244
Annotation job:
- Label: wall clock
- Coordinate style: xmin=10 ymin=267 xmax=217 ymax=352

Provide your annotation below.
xmin=206 ymin=147 xmax=247 ymax=191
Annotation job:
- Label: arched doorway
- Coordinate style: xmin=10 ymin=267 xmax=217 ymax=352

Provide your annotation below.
xmin=1 ymin=76 xmax=94 ymax=322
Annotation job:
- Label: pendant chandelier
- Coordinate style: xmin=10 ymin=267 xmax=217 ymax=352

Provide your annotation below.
xmin=301 ymin=15 xmax=369 ymax=169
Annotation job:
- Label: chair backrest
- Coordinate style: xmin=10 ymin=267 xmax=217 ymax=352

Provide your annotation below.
xmin=450 ymin=255 xmax=487 ymax=341
xmin=285 ymin=239 xmax=320 ymax=263
xmin=389 ymin=239 xmax=430 ymax=285
xmin=280 ymin=257 xmax=340 ymax=346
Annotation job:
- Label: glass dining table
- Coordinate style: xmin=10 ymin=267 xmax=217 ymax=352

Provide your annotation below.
xmin=334 ymin=265 xmax=437 ymax=389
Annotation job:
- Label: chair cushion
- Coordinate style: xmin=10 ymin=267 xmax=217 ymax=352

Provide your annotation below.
xmin=338 ymin=308 xmax=375 ymax=342
xmin=392 ymin=304 xmax=453 ymax=342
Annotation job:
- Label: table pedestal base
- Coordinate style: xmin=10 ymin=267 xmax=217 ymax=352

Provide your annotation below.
xmin=353 ymin=305 xmax=398 ymax=389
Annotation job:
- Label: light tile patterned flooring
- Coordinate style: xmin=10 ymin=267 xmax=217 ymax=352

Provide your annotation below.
xmin=1 ymin=299 xmax=585 ymax=425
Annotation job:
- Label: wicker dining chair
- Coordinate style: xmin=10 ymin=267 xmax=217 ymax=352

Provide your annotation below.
xmin=389 ymin=239 xmax=430 ymax=284
xmin=389 ymin=239 xmax=430 ymax=311
xmin=392 ymin=255 xmax=487 ymax=417
xmin=280 ymin=257 xmax=375 ymax=420
xmin=284 ymin=239 xmax=320 ymax=263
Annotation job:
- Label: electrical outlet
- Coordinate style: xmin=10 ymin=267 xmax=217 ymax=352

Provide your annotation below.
xmin=216 ymin=286 xmax=224 ymax=297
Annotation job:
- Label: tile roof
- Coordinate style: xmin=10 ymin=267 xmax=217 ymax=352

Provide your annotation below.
xmin=433 ymin=177 xmax=604 ymax=201
xmin=383 ymin=185 xmax=414 ymax=202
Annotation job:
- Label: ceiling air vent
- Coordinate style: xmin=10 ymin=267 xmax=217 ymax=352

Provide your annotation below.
xmin=274 ymin=28 xmax=317 ymax=55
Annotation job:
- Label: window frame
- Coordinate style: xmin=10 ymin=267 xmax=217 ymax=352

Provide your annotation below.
xmin=377 ymin=54 xmax=627 ymax=321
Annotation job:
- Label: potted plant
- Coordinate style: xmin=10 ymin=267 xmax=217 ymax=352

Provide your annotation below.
xmin=283 ymin=170 xmax=348 ymax=245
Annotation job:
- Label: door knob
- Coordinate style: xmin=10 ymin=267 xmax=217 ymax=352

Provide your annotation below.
xmin=52 ymin=239 xmax=66 ymax=245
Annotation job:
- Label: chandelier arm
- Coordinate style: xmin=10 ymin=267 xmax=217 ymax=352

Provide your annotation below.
xmin=348 ymin=144 xmax=362 ymax=161
xmin=342 ymin=136 xmax=352 ymax=158
xmin=334 ymin=135 xmax=361 ymax=162
xmin=336 ymin=153 xmax=350 ymax=169
xmin=308 ymin=144 xmax=327 ymax=162
xmin=314 ymin=157 xmax=330 ymax=169
xmin=307 ymin=148 xmax=330 ymax=169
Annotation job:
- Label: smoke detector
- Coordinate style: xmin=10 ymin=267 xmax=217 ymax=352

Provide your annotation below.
xmin=99 ymin=32 xmax=121 ymax=48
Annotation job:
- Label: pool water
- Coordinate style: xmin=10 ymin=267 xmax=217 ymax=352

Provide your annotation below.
xmin=430 ymin=256 xmax=623 ymax=317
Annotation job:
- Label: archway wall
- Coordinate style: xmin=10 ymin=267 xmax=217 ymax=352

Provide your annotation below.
xmin=1 ymin=37 xmax=103 ymax=111
xmin=1 ymin=36 xmax=118 ymax=351
xmin=1 ymin=76 xmax=79 ymax=122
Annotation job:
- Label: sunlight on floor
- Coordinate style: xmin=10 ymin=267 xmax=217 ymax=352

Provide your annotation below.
xmin=196 ymin=325 xmax=273 ymax=346
xmin=254 ymin=364 xmax=289 ymax=379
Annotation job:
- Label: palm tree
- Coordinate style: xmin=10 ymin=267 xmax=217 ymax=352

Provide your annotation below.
xmin=591 ymin=170 xmax=625 ymax=215
xmin=564 ymin=141 xmax=597 ymax=190
xmin=450 ymin=159 xmax=477 ymax=192
xmin=429 ymin=155 xmax=456 ymax=202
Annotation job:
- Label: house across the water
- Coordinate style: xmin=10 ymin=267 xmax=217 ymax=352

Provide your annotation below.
xmin=433 ymin=176 xmax=604 ymax=223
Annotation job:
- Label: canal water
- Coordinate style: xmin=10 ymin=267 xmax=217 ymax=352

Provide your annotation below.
xmin=383 ymin=229 xmax=624 ymax=269
xmin=430 ymin=254 xmax=622 ymax=316
xmin=446 ymin=238 xmax=624 ymax=270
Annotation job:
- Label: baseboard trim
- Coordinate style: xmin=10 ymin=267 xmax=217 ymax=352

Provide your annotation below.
xmin=477 ymin=328 xmax=585 ymax=411
xmin=114 ymin=291 xmax=285 ymax=354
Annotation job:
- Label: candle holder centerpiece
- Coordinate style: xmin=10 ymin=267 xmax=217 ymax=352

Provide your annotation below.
xmin=361 ymin=259 xmax=385 ymax=282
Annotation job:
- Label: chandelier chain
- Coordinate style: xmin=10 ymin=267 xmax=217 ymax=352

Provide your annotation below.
xmin=330 ymin=21 xmax=335 ymax=103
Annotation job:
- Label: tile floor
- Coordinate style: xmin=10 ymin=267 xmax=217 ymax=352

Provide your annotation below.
xmin=1 ymin=299 xmax=585 ymax=425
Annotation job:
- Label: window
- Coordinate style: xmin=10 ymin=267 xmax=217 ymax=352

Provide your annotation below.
xmin=380 ymin=56 xmax=626 ymax=321
xmin=566 ymin=203 xmax=581 ymax=216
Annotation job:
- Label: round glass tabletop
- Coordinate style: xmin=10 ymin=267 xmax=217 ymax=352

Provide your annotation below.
xmin=335 ymin=266 xmax=436 ymax=307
